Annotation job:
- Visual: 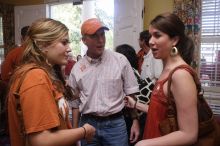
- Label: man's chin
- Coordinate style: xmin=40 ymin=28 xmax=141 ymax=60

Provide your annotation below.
xmin=96 ymin=48 xmax=104 ymax=54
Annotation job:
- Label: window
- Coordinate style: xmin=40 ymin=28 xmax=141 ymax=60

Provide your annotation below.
xmin=50 ymin=3 xmax=82 ymax=56
xmin=200 ymin=0 xmax=220 ymax=87
xmin=49 ymin=0 xmax=114 ymax=57
xmin=0 ymin=15 xmax=4 ymax=73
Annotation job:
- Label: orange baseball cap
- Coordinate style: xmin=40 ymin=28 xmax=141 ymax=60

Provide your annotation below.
xmin=81 ymin=18 xmax=109 ymax=36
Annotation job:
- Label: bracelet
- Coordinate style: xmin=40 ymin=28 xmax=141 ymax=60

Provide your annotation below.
xmin=133 ymin=99 xmax=137 ymax=109
xmin=82 ymin=126 xmax=86 ymax=139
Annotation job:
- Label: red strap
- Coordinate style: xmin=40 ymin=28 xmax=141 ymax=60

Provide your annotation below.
xmin=166 ymin=65 xmax=200 ymax=117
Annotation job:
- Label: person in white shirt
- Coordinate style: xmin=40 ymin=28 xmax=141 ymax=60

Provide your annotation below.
xmin=68 ymin=18 xmax=140 ymax=146
xmin=138 ymin=30 xmax=163 ymax=83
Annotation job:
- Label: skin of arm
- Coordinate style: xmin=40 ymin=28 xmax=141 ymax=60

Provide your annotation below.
xmin=128 ymin=94 xmax=140 ymax=143
xmin=72 ymin=108 xmax=80 ymax=128
xmin=28 ymin=123 xmax=95 ymax=146
xmin=135 ymin=70 xmax=198 ymax=146
xmin=130 ymin=119 xmax=140 ymax=143
xmin=124 ymin=96 xmax=149 ymax=113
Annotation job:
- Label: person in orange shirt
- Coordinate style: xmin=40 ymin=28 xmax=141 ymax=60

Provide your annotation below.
xmin=64 ymin=53 xmax=76 ymax=78
xmin=7 ymin=18 xmax=95 ymax=146
xmin=1 ymin=26 xmax=29 ymax=82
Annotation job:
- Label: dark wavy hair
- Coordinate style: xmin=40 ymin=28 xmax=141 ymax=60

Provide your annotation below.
xmin=115 ymin=44 xmax=138 ymax=70
xmin=150 ymin=13 xmax=195 ymax=65
xmin=139 ymin=30 xmax=151 ymax=47
xmin=21 ymin=26 xmax=30 ymax=39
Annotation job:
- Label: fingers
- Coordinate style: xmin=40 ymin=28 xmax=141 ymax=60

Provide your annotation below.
xmin=83 ymin=124 xmax=96 ymax=143
xmin=130 ymin=132 xmax=135 ymax=143
xmin=124 ymin=96 xmax=136 ymax=108
xmin=130 ymin=128 xmax=139 ymax=143
xmin=124 ymin=97 xmax=128 ymax=106
xmin=58 ymin=97 xmax=69 ymax=119
xmin=130 ymin=119 xmax=140 ymax=143
xmin=130 ymin=132 xmax=139 ymax=143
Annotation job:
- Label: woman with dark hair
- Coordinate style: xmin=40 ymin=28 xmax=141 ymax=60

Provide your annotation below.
xmin=125 ymin=13 xmax=198 ymax=146
xmin=116 ymin=44 xmax=138 ymax=70
xmin=116 ymin=44 xmax=140 ymax=146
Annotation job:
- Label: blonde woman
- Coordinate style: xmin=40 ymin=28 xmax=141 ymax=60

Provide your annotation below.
xmin=7 ymin=18 xmax=95 ymax=146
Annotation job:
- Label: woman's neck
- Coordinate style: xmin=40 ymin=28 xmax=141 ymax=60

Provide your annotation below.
xmin=163 ymin=55 xmax=186 ymax=71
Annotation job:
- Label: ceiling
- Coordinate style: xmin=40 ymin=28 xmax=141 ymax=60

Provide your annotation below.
xmin=0 ymin=0 xmax=44 ymax=5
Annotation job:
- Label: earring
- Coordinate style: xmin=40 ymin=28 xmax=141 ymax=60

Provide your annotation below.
xmin=170 ymin=46 xmax=178 ymax=56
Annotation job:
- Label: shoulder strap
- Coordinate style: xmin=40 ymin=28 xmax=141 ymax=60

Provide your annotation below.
xmin=166 ymin=65 xmax=215 ymax=136
xmin=133 ymin=68 xmax=143 ymax=83
xmin=166 ymin=65 xmax=199 ymax=117
xmin=167 ymin=64 xmax=200 ymax=99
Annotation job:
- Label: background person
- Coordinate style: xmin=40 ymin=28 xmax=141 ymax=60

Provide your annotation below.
xmin=115 ymin=44 xmax=143 ymax=145
xmin=137 ymin=30 xmax=163 ymax=82
xmin=64 ymin=52 xmax=76 ymax=79
xmin=76 ymin=54 xmax=82 ymax=61
xmin=0 ymin=26 xmax=30 ymax=145
xmin=1 ymin=26 xmax=30 ymax=83
xmin=7 ymin=18 xmax=95 ymax=146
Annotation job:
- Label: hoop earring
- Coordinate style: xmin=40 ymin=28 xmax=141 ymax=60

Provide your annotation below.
xmin=170 ymin=46 xmax=178 ymax=56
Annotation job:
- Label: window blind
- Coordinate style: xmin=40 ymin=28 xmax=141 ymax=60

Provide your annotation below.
xmin=200 ymin=0 xmax=220 ymax=87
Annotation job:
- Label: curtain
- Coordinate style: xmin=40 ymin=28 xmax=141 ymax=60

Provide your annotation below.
xmin=0 ymin=3 xmax=15 ymax=55
xmin=173 ymin=0 xmax=201 ymax=70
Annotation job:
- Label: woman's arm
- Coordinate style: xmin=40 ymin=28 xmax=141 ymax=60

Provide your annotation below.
xmin=124 ymin=96 xmax=149 ymax=112
xmin=130 ymin=119 xmax=140 ymax=143
xmin=135 ymin=69 xmax=198 ymax=146
xmin=28 ymin=123 xmax=95 ymax=146
xmin=72 ymin=108 xmax=80 ymax=128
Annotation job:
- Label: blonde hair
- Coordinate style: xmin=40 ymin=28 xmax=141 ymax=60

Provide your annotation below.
xmin=22 ymin=18 xmax=68 ymax=65
xmin=15 ymin=18 xmax=70 ymax=96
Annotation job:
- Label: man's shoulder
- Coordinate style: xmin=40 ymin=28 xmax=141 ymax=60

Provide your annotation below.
xmin=105 ymin=49 xmax=126 ymax=59
xmin=70 ymin=58 xmax=87 ymax=73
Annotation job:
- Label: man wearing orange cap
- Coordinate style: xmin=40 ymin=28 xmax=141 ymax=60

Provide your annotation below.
xmin=68 ymin=18 xmax=140 ymax=146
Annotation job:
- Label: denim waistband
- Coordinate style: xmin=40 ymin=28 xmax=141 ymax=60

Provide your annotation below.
xmin=81 ymin=111 xmax=123 ymax=121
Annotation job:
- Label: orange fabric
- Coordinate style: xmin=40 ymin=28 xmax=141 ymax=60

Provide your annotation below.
xmin=137 ymin=48 xmax=145 ymax=73
xmin=81 ymin=18 xmax=109 ymax=35
xmin=65 ymin=59 xmax=76 ymax=76
xmin=143 ymin=66 xmax=194 ymax=139
xmin=1 ymin=46 xmax=24 ymax=82
xmin=143 ymin=78 xmax=168 ymax=139
xmin=7 ymin=64 xmax=70 ymax=146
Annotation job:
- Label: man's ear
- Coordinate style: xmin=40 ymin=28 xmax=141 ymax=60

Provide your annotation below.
xmin=81 ymin=36 xmax=87 ymax=45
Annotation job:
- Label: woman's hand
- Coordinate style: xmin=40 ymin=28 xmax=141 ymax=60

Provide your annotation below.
xmin=130 ymin=119 xmax=140 ymax=143
xmin=82 ymin=123 xmax=96 ymax=143
xmin=124 ymin=96 xmax=136 ymax=108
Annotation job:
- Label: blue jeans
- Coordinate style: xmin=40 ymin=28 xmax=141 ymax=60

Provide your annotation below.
xmin=80 ymin=115 xmax=128 ymax=146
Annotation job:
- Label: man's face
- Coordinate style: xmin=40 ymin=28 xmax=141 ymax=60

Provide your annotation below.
xmin=82 ymin=29 xmax=106 ymax=58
